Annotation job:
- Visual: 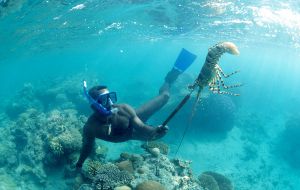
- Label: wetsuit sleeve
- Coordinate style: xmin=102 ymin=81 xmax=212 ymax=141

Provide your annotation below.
xmin=76 ymin=124 xmax=95 ymax=168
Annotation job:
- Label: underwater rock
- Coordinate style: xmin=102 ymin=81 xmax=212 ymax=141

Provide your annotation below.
xmin=135 ymin=180 xmax=166 ymax=190
xmin=199 ymin=173 xmax=220 ymax=190
xmin=5 ymin=84 xmax=43 ymax=119
xmin=0 ymin=174 xmax=18 ymax=189
xmin=201 ymin=171 xmax=233 ymax=190
xmin=120 ymin=152 xmax=132 ymax=160
xmin=148 ymin=148 xmax=160 ymax=157
xmin=0 ymin=0 xmax=9 ymax=7
xmin=78 ymin=184 xmax=93 ymax=190
xmin=16 ymin=164 xmax=47 ymax=185
xmin=114 ymin=185 xmax=131 ymax=190
xmin=191 ymin=94 xmax=236 ymax=134
xmin=167 ymin=94 xmax=236 ymax=139
xmin=277 ymin=114 xmax=300 ymax=169
xmin=116 ymin=160 xmax=134 ymax=174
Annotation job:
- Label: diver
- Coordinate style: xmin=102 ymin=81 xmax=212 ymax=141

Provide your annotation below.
xmin=75 ymin=49 xmax=197 ymax=169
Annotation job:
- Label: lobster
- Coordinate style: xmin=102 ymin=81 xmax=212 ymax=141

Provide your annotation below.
xmin=189 ymin=41 xmax=242 ymax=106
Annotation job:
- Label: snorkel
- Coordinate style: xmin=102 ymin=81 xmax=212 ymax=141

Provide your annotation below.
xmin=83 ymin=80 xmax=113 ymax=116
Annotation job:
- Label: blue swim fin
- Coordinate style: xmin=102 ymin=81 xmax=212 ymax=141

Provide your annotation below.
xmin=173 ymin=48 xmax=197 ymax=73
xmin=164 ymin=48 xmax=197 ymax=85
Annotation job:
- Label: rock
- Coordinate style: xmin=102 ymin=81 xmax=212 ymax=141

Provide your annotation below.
xmin=114 ymin=185 xmax=131 ymax=190
xmin=135 ymin=180 xmax=166 ymax=190
xmin=149 ymin=148 xmax=160 ymax=157
xmin=120 ymin=152 xmax=131 ymax=160
xmin=199 ymin=174 xmax=220 ymax=190
xmin=137 ymin=167 xmax=146 ymax=174
xmin=201 ymin=171 xmax=233 ymax=190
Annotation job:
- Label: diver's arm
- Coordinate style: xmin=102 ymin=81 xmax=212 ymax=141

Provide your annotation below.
xmin=124 ymin=104 xmax=168 ymax=140
xmin=76 ymin=126 xmax=95 ymax=168
xmin=132 ymin=116 xmax=168 ymax=141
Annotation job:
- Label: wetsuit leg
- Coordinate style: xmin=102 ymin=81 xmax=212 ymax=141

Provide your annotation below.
xmin=76 ymin=127 xmax=95 ymax=168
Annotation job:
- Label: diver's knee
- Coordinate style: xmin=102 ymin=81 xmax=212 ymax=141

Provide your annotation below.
xmin=159 ymin=82 xmax=170 ymax=95
xmin=161 ymin=92 xmax=170 ymax=102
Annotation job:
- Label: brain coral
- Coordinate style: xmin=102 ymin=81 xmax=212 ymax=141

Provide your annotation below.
xmin=92 ymin=164 xmax=133 ymax=190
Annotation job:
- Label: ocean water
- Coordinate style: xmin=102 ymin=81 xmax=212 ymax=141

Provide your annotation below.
xmin=1 ymin=0 xmax=300 ymax=189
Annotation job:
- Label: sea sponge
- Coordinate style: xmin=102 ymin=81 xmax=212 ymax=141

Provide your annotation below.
xmin=135 ymin=180 xmax=166 ymax=190
xmin=141 ymin=141 xmax=169 ymax=155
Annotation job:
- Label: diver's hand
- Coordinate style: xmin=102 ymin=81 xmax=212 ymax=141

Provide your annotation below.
xmin=157 ymin=125 xmax=169 ymax=134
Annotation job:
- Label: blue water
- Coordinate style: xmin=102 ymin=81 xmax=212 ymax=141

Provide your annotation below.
xmin=1 ymin=0 xmax=300 ymax=189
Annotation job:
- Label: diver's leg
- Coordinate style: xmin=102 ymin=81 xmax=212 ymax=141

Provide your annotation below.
xmin=135 ymin=68 xmax=181 ymax=122
xmin=136 ymin=48 xmax=197 ymax=122
xmin=135 ymin=89 xmax=170 ymax=122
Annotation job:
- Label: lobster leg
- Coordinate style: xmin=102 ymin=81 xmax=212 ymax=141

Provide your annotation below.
xmin=216 ymin=70 xmax=242 ymax=90
xmin=207 ymin=68 xmax=240 ymax=96
xmin=216 ymin=65 xmax=239 ymax=78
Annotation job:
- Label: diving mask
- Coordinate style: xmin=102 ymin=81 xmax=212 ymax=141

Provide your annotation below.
xmin=95 ymin=91 xmax=117 ymax=108
xmin=83 ymin=80 xmax=118 ymax=116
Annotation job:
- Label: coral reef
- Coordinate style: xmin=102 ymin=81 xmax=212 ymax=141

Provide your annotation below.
xmin=92 ymin=164 xmax=133 ymax=190
xmin=126 ymin=152 xmax=199 ymax=189
xmin=141 ymin=141 xmax=169 ymax=155
xmin=1 ymin=105 xmax=87 ymax=188
xmin=81 ymin=159 xmax=103 ymax=179
xmin=79 ymin=149 xmax=203 ymax=190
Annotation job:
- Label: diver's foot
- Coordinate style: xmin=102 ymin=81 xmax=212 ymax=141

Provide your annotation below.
xmin=165 ymin=68 xmax=181 ymax=84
